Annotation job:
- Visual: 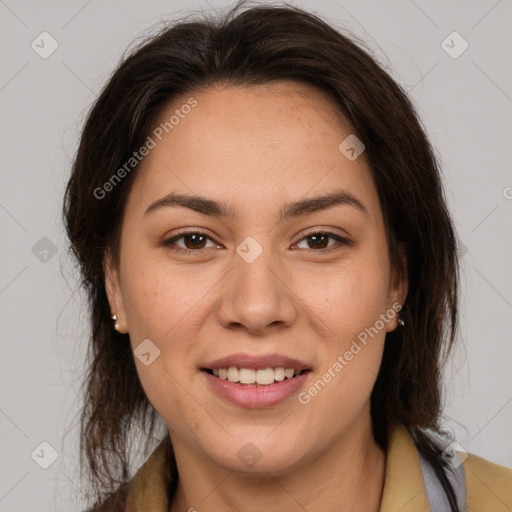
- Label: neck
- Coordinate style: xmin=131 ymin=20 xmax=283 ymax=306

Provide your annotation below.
xmin=169 ymin=415 xmax=386 ymax=512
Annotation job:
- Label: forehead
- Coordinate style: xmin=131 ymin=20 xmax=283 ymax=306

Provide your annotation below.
xmin=124 ymin=80 xmax=381 ymax=223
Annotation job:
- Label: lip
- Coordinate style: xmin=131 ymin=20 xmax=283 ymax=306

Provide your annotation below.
xmin=200 ymin=352 xmax=312 ymax=409
xmin=202 ymin=369 xmax=311 ymax=408
xmin=201 ymin=353 xmax=310 ymax=372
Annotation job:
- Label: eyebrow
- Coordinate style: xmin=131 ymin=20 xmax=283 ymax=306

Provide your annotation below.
xmin=143 ymin=189 xmax=368 ymax=220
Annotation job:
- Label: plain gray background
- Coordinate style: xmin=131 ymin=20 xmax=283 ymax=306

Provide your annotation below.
xmin=0 ymin=0 xmax=511 ymax=510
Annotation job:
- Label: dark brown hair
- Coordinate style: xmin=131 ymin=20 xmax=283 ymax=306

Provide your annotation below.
xmin=63 ymin=2 xmax=461 ymax=510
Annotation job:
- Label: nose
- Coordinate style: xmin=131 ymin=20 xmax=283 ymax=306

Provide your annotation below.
xmin=215 ymin=245 xmax=299 ymax=336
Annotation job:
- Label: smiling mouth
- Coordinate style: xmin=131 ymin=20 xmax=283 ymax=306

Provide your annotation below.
xmin=202 ymin=367 xmax=311 ymax=386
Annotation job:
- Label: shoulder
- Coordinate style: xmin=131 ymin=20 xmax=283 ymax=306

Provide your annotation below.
xmin=83 ymin=437 xmax=175 ymax=512
xmin=464 ymin=452 xmax=512 ymax=511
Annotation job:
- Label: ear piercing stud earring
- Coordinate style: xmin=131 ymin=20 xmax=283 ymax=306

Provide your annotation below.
xmin=111 ymin=314 xmax=120 ymax=331
xmin=397 ymin=306 xmax=405 ymax=326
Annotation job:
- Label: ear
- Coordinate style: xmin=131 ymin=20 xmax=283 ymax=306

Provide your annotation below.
xmin=386 ymin=242 xmax=408 ymax=332
xmin=104 ymin=250 xmax=128 ymax=334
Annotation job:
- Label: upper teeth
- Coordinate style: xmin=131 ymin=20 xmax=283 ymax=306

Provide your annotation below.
xmin=212 ymin=367 xmax=299 ymax=385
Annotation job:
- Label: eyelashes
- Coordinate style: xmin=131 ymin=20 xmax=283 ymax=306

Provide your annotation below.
xmin=161 ymin=230 xmax=352 ymax=255
xmin=161 ymin=232 xmax=219 ymax=254
xmin=294 ymin=231 xmax=352 ymax=251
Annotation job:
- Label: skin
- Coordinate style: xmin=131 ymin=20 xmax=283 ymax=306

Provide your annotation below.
xmin=105 ymin=80 xmax=408 ymax=512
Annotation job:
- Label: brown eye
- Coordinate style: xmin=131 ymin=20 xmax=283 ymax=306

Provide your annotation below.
xmin=180 ymin=233 xmax=208 ymax=249
xmin=162 ymin=232 xmax=218 ymax=254
xmin=294 ymin=232 xmax=351 ymax=251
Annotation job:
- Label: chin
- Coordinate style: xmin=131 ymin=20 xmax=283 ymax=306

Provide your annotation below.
xmin=206 ymin=433 xmax=309 ymax=476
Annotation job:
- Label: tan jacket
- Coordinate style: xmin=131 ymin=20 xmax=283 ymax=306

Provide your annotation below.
xmin=96 ymin=424 xmax=511 ymax=511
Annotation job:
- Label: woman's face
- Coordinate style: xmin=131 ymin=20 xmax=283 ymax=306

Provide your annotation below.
xmin=105 ymin=80 xmax=407 ymax=474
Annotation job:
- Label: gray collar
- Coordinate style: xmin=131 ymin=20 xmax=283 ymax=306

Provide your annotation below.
xmin=418 ymin=447 xmax=467 ymax=511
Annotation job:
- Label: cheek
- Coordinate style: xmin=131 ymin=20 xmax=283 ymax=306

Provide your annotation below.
xmin=295 ymin=247 xmax=390 ymax=403
xmin=120 ymin=254 xmax=216 ymax=342
xmin=299 ymin=252 xmax=390 ymax=338
xmin=119 ymin=262 xmax=210 ymax=424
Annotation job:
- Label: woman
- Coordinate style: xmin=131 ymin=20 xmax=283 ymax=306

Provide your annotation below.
xmin=63 ymin=2 xmax=512 ymax=511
